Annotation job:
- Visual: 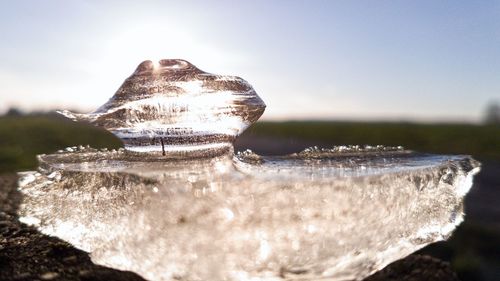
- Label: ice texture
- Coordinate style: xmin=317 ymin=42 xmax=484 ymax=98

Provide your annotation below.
xmin=18 ymin=146 xmax=480 ymax=281
xmin=57 ymin=59 xmax=266 ymax=153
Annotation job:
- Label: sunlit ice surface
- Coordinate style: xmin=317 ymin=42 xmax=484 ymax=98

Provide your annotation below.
xmin=57 ymin=59 xmax=266 ymax=153
xmin=17 ymin=145 xmax=480 ymax=281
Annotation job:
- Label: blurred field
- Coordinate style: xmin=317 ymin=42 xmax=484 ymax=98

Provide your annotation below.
xmin=239 ymin=121 xmax=500 ymax=159
xmin=0 ymin=115 xmax=122 ymax=173
xmin=1 ymin=116 xmax=499 ymax=173
xmin=0 ymin=114 xmax=499 ymax=280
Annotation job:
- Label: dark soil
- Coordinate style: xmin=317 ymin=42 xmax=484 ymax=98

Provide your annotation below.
xmin=364 ymin=255 xmax=459 ymax=281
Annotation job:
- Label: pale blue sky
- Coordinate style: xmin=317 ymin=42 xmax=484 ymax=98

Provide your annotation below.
xmin=0 ymin=0 xmax=498 ymax=122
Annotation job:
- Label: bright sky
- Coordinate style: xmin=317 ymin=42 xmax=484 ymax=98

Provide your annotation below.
xmin=0 ymin=0 xmax=498 ymax=122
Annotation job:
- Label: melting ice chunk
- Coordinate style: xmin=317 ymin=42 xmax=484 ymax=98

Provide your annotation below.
xmin=58 ymin=59 xmax=266 ymax=153
xmin=18 ymin=146 xmax=480 ymax=281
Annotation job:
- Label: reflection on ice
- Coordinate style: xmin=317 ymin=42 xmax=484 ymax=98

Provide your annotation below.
xmin=18 ymin=146 xmax=480 ymax=281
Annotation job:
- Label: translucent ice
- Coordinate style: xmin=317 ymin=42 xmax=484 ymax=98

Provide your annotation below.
xmin=18 ymin=146 xmax=480 ymax=281
xmin=26 ymin=59 xmax=480 ymax=280
xmin=58 ymin=59 xmax=266 ymax=153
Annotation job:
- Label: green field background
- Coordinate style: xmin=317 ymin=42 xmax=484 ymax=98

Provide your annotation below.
xmin=1 ymin=115 xmax=499 ymax=173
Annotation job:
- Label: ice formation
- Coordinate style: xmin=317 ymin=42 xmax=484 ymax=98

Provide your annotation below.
xmin=58 ymin=59 xmax=265 ymax=153
xmin=18 ymin=146 xmax=480 ymax=281
xmin=16 ymin=59 xmax=481 ymax=281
